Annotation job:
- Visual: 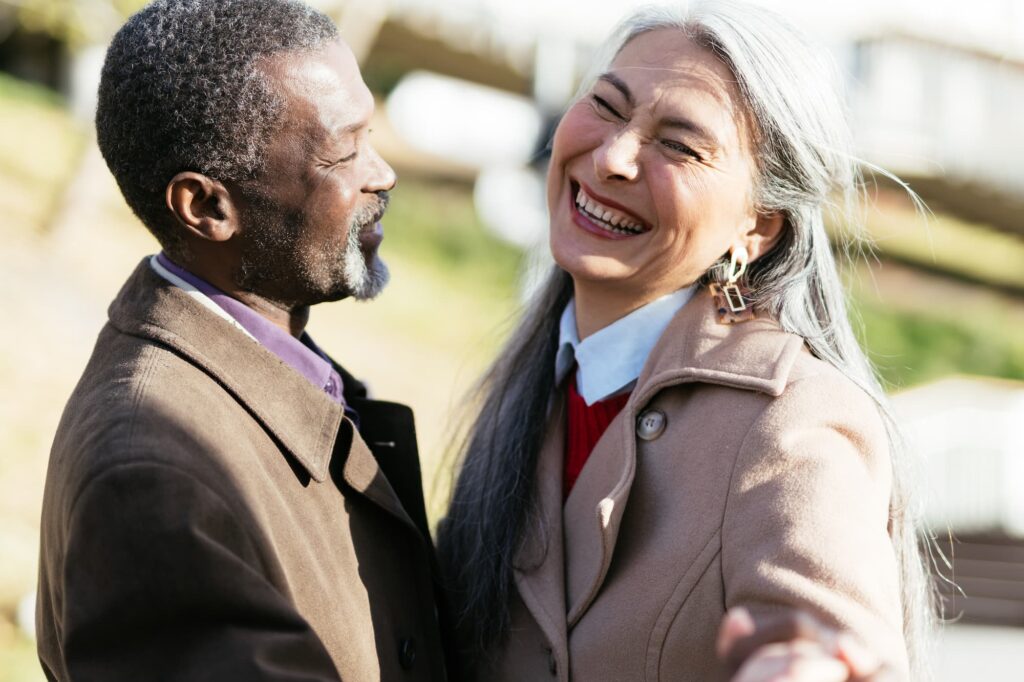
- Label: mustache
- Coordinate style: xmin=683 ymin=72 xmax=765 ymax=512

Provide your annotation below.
xmin=353 ymin=191 xmax=390 ymax=228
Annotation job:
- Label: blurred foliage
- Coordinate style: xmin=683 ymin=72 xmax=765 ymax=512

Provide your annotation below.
xmin=383 ymin=176 xmax=524 ymax=298
xmin=361 ymin=57 xmax=410 ymax=96
xmin=0 ymin=67 xmax=59 ymax=105
xmin=0 ymin=72 xmax=84 ymax=234
xmin=0 ymin=623 xmax=42 ymax=682
xmin=855 ymin=299 xmax=1024 ymax=390
xmin=865 ymin=198 xmax=1024 ymax=294
xmin=7 ymin=0 xmax=146 ymax=48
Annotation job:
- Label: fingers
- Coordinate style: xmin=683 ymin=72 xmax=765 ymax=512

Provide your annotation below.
xmin=718 ymin=608 xmax=838 ymax=672
xmin=732 ymin=641 xmax=849 ymax=682
xmin=717 ymin=608 xmax=896 ymax=682
xmin=836 ymin=634 xmax=890 ymax=681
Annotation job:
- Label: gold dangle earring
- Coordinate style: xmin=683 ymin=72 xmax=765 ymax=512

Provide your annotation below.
xmin=709 ymin=246 xmax=755 ymax=324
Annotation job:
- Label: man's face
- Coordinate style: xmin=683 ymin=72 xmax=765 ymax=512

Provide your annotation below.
xmin=235 ymin=39 xmax=396 ymax=307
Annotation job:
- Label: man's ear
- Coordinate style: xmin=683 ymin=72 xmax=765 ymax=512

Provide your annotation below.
xmin=742 ymin=210 xmax=786 ymax=263
xmin=165 ymin=172 xmax=239 ymax=243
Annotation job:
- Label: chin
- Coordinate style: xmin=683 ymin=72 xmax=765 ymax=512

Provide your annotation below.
xmin=551 ymin=239 xmax=632 ymax=284
xmin=345 ymin=255 xmax=390 ymax=302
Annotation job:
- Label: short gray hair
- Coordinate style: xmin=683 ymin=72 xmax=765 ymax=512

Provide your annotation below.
xmin=439 ymin=1 xmax=934 ymax=675
xmin=96 ymin=0 xmax=337 ymax=254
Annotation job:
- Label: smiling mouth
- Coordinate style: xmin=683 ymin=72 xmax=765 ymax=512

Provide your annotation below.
xmin=570 ymin=181 xmax=651 ymax=237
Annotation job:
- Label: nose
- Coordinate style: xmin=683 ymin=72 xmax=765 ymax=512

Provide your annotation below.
xmin=364 ymin=143 xmax=396 ymax=193
xmin=593 ymin=130 xmax=640 ymax=182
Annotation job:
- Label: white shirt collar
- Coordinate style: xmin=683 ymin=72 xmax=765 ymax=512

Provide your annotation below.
xmin=555 ymin=285 xmax=698 ymax=406
xmin=148 ymin=255 xmax=256 ymax=341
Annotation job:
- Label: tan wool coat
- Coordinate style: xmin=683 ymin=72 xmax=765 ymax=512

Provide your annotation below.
xmin=37 ymin=260 xmax=453 ymax=681
xmin=478 ymin=288 xmax=909 ymax=682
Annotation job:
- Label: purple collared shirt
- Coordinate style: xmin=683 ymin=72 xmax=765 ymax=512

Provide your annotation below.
xmin=154 ymin=253 xmax=350 ymax=412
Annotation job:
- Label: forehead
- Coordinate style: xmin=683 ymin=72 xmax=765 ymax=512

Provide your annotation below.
xmin=261 ymin=39 xmax=372 ymax=140
xmin=610 ymin=29 xmax=748 ymax=146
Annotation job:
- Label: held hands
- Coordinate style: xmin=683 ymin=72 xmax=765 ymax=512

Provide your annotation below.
xmin=716 ymin=608 xmax=898 ymax=682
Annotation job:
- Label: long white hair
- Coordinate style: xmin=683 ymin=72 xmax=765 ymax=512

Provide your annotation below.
xmin=438 ymin=1 xmax=934 ymax=676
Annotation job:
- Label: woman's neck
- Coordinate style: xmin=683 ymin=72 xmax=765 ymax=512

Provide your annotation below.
xmin=572 ymin=280 xmax=665 ymax=341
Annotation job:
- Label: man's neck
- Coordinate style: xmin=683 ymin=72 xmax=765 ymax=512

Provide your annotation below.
xmin=163 ymin=252 xmax=310 ymax=338
xmin=230 ymin=291 xmax=310 ymax=338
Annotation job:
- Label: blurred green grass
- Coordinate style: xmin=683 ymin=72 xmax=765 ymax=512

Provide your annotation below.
xmin=855 ymin=297 xmax=1024 ymax=389
xmin=0 ymin=627 xmax=40 ymax=682
xmin=0 ymin=73 xmax=84 ymax=236
xmin=383 ymin=176 xmax=524 ymax=295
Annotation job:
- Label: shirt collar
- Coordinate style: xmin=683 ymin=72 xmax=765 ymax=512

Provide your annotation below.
xmin=150 ymin=253 xmax=342 ymax=403
xmin=555 ymin=285 xmax=698 ymax=406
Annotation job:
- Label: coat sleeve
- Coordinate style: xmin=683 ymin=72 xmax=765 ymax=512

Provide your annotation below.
xmin=720 ymin=373 xmax=910 ymax=678
xmin=52 ymin=460 xmax=342 ymax=681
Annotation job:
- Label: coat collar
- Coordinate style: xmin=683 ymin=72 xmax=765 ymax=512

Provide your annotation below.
xmin=633 ymin=286 xmax=806 ymax=403
xmin=523 ymin=286 xmax=807 ymax=631
xmin=107 ymin=260 xmax=397 ymax=512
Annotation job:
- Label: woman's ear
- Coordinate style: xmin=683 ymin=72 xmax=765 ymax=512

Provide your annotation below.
xmin=742 ymin=211 xmax=786 ymax=263
xmin=165 ymin=172 xmax=240 ymax=243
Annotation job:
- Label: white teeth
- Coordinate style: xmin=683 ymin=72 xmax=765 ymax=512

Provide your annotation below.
xmin=574 ymin=186 xmax=646 ymax=235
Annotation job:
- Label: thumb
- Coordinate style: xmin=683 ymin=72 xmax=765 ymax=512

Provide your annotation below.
xmin=717 ymin=607 xmax=756 ymax=659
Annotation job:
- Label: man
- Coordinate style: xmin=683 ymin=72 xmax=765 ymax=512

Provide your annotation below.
xmin=36 ymin=1 xmax=451 ymax=679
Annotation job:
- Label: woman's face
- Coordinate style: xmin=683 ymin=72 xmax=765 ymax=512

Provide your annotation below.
xmin=547 ymin=29 xmax=768 ymax=301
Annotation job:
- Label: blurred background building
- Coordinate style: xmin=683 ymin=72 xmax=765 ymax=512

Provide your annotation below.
xmin=0 ymin=0 xmax=1021 ymax=678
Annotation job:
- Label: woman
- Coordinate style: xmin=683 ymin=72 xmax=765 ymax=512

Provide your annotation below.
xmin=438 ymin=2 xmax=932 ymax=680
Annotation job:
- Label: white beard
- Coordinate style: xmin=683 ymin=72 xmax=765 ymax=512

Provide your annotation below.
xmin=342 ymin=220 xmax=390 ymax=301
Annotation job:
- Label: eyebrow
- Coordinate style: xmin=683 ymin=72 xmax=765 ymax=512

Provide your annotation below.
xmin=330 ymin=121 xmax=366 ymax=138
xmin=661 ymin=116 xmax=719 ymax=147
xmin=598 ymin=73 xmax=634 ymax=106
xmin=315 ymin=120 xmax=367 ymax=153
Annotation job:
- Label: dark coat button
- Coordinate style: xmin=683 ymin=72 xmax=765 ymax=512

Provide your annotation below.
xmin=399 ymin=637 xmax=416 ymax=670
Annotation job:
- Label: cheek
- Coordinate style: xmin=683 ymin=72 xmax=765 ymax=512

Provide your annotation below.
xmin=650 ymin=170 xmax=736 ymax=269
xmin=309 ymin=175 xmax=358 ymax=219
xmin=551 ymin=102 xmax=586 ymax=148
xmin=549 ymin=104 xmax=605 ymax=170
xmin=547 ymin=106 xmax=606 ymax=214
xmin=649 ymin=168 xmax=705 ymax=241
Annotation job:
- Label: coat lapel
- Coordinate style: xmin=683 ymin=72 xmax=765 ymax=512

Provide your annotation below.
xmin=635 ymin=288 xmax=805 ymax=400
xmin=560 ymin=287 xmax=806 ymax=627
xmin=513 ymin=396 xmax=570 ymax=675
xmin=336 ymin=417 xmax=420 ymax=534
xmin=345 ymin=395 xmax=431 ymax=538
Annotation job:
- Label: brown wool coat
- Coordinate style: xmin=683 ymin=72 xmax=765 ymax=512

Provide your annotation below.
xmin=478 ymin=288 xmax=909 ymax=682
xmin=36 ymin=260 xmax=452 ymax=681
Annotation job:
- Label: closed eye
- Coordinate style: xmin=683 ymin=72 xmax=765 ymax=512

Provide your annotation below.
xmin=336 ymin=151 xmax=358 ymax=164
xmin=592 ymin=95 xmax=625 ymax=121
xmin=661 ymin=139 xmax=702 ymax=161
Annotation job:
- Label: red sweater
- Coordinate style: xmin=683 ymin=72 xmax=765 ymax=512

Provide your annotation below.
xmin=564 ymin=373 xmax=631 ymax=499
